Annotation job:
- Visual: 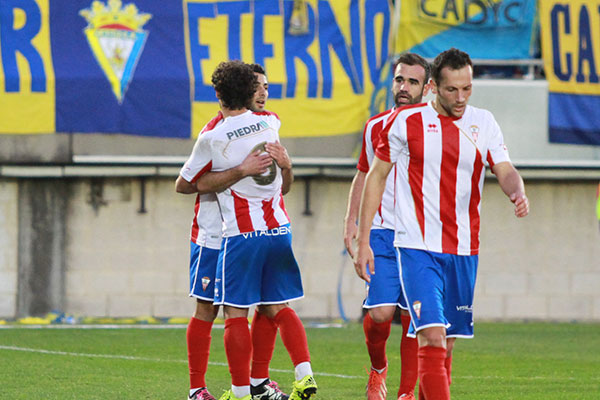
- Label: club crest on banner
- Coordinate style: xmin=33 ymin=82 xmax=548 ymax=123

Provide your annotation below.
xmin=79 ymin=0 xmax=152 ymax=103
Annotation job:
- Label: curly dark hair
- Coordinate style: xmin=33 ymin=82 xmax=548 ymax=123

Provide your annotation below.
xmin=249 ymin=63 xmax=266 ymax=76
xmin=431 ymin=48 xmax=473 ymax=84
xmin=211 ymin=60 xmax=257 ymax=110
xmin=392 ymin=52 xmax=431 ymax=84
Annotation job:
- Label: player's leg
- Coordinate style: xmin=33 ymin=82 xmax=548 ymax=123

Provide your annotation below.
xmin=214 ymin=236 xmax=266 ymax=400
xmin=259 ymin=227 xmax=315 ymax=400
xmin=250 ymin=304 xmax=288 ymax=400
xmin=398 ymin=309 xmax=418 ymax=399
xmin=399 ymin=248 xmax=450 ymax=400
xmin=362 ymin=229 xmax=399 ymax=399
xmin=187 ymin=243 xmax=219 ymax=400
xmin=442 ymin=253 xmax=478 ymax=390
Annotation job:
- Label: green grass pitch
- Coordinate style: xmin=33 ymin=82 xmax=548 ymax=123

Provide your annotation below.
xmin=1 ymin=322 xmax=599 ymax=399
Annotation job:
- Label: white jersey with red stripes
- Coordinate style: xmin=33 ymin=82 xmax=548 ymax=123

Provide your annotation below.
xmin=357 ymin=108 xmax=396 ymax=230
xmin=180 ymin=110 xmax=289 ymax=237
xmin=180 ymin=112 xmax=224 ymax=250
xmin=376 ymin=101 xmax=511 ymax=256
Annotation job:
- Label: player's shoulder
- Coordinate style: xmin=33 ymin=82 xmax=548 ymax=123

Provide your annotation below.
xmin=367 ymin=108 xmax=394 ymax=124
xmin=200 ymin=111 xmax=224 ymax=135
xmin=390 ymin=102 xmax=429 ymax=124
xmin=464 ymin=104 xmax=496 ymax=121
xmin=252 ymin=110 xmax=280 ymax=120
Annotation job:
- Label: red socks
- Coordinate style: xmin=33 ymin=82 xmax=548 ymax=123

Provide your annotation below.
xmin=224 ymin=317 xmax=252 ymax=386
xmin=418 ymin=346 xmax=450 ymax=400
xmin=250 ymin=310 xmax=278 ymax=378
xmin=398 ymin=314 xmax=418 ymax=396
xmin=363 ymin=313 xmax=392 ymax=371
xmin=274 ymin=307 xmax=310 ymax=365
xmin=445 ymin=353 xmax=453 ymax=386
xmin=187 ymin=317 xmax=213 ymax=389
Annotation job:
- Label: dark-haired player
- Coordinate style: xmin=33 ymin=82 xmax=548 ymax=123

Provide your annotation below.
xmin=355 ymin=48 xmax=529 ymax=399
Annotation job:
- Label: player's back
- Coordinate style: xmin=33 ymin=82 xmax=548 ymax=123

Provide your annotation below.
xmin=203 ymin=110 xmax=289 ymax=236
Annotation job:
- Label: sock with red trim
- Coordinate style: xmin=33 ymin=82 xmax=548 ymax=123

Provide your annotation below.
xmin=418 ymin=346 xmax=450 ymax=400
xmin=250 ymin=309 xmax=278 ymax=380
xmin=363 ymin=312 xmax=391 ymax=371
xmin=398 ymin=314 xmax=418 ymax=396
xmin=274 ymin=307 xmax=311 ymax=367
xmin=224 ymin=317 xmax=252 ymax=387
xmin=187 ymin=317 xmax=212 ymax=389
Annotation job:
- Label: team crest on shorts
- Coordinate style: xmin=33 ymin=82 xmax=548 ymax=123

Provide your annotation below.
xmin=201 ymin=277 xmax=211 ymax=291
xmin=79 ymin=0 xmax=152 ymax=103
xmin=412 ymin=300 xmax=422 ymax=319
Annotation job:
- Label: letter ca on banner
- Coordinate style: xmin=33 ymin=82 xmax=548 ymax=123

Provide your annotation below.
xmin=183 ymin=0 xmax=392 ymax=138
xmin=540 ymin=0 xmax=600 ymax=95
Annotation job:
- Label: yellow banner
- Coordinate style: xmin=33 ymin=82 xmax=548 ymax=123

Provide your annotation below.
xmin=0 ymin=0 xmax=54 ymax=134
xmin=184 ymin=0 xmax=391 ymax=138
xmin=540 ymin=0 xmax=600 ymax=95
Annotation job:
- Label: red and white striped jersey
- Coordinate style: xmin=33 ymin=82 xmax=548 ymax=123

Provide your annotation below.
xmin=180 ymin=110 xmax=289 ymax=237
xmin=376 ymin=101 xmax=510 ymax=256
xmin=181 ymin=112 xmax=224 ymax=249
xmin=357 ymin=109 xmax=396 ymax=230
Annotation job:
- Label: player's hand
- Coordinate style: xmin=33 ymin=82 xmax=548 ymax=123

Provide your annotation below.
xmin=510 ymin=192 xmax=529 ymax=218
xmin=343 ymin=220 xmax=358 ymax=258
xmin=240 ymin=150 xmax=273 ymax=177
xmin=353 ymin=241 xmax=374 ymax=283
xmin=265 ymin=141 xmax=291 ymax=170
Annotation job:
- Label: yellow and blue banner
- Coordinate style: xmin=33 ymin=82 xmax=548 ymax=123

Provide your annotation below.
xmin=395 ymin=0 xmax=537 ymax=59
xmin=540 ymin=0 xmax=600 ymax=145
xmin=0 ymin=0 xmax=392 ymax=139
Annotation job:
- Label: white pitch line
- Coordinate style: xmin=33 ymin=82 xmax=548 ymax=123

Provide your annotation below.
xmin=2 ymin=345 xmax=595 ymax=382
xmin=0 ymin=345 xmax=360 ymax=379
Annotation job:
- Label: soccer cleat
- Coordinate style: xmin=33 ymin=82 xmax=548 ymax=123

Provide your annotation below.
xmin=251 ymin=379 xmax=289 ymax=400
xmin=288 ymin=375 xmax=317 ymax=400
xmin=366 ymin=368 xmax=387 ymax=400
xmin=217 ymin=390 xmax=252 ymax=400
xmin=189 ymin=388 xmax=216 ymax=400
xmin=398 ymin=393 xmax=416 ymax=400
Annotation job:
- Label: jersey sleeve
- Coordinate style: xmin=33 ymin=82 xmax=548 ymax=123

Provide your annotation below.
xmin=485 ymin=113 xmax=511 ymax=168
xmin=375 ymin=109 xmax=404 ymax=164
xmin=179 ymin=134 xmax=213 ymax=183
xmin=356 ymin=122 xmax=370 ymax=172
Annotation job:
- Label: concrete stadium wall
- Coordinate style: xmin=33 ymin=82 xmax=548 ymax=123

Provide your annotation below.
xmin=0 ymin=176 xmax=598 ymax=322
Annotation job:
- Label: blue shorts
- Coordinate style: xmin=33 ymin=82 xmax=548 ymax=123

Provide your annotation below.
xmin=398 ymin=248 xmax=478 ymax=338
xmin=363 ymin=229 xmax=408 ymax=310
xmin=189 ymin=242 xmax=219 ymax=302
xmin=214 ymin=224 xmax=303 ymax=307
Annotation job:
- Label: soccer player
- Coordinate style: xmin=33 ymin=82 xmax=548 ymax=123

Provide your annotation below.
xmin=354 ymin=48 xmax=529 ymax=399
xmin=179 ymin=60 xmax=317 ymax=400
xmin=343 ymin=53 xmax=430 ymax=400
xmin=176 ymin=63 xmax=291 ymax=400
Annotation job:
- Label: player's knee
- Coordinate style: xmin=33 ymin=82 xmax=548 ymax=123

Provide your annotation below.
xmin=193 ymin=300 xmax=219 ymax=321
xmin=368 ymin=307 xmax=395 ymax=323
xmin=417 ymin=327 xmax=446 ymax=348
xmin=258 ymin=303 xmax=288 ymax=319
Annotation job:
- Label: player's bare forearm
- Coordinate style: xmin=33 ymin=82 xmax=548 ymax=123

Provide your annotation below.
xmin=343 ymin=170 xmax=366 ymax=258
xmin=195 ymin=150 xmax=272 ymax=194
xmin=175 ymin=176 xmax=198 ymax=194
xmin=354 ymin=157 xmax=392 ymax=281
xmin=492 ymin=161 xmax=529 ymax=217
xmin=281 ymin=167 xmax=293 ymax=195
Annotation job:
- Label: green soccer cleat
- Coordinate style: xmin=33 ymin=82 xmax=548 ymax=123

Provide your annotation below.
xmin=288 ymin=375 xmax=317 ymax=400
xmin=218 ymin=390 xmax=252 ymax=400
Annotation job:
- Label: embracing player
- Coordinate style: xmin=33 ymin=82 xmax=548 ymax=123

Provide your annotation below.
xmin=178 ymin=60 xmax=317 ymax=400
xmin=176 ymin=63 xmax=292 ymax=400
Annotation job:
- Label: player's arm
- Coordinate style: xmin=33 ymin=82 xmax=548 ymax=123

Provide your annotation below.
xmin=175 ymin=150 xmax=273 ymax=195
xmin=491 ymin=161 xmax=529 ymax=218
xmin=265 ymin=141 xmax=293 ymax=195
xmin=355 ymin=157 xmax=393 ymax=282
xmin=194 ymin=150 xmax=273 ymax=194
xmin=343 ymin=170 xmax=366 ymax=258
